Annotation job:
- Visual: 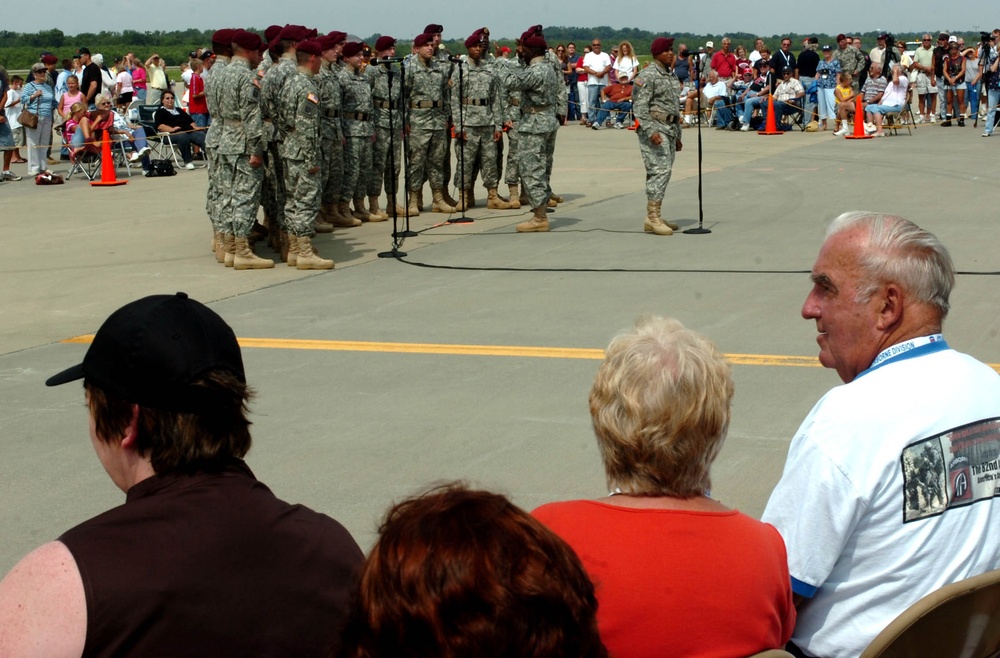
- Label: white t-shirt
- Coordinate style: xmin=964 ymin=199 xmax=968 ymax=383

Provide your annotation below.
xmin=702 ymin=80 xmax=728 ymax=99
xmin=116 ymin=70 xmax=134 ymax=94
xmin=881 ymin=74 xmax=908 ymax=106
xmin=613 ymin=55 xmax=639 ymax=81
xmin=762 ymin=342 xmax=1000 ymax=658
xmin=5 ymin=88 xmax=21 ymax=128
xmin=583 ymin=51 xmax=612 ymax=85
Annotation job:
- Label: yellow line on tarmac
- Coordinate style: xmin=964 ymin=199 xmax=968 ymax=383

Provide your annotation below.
xmin=63 ymin=335 xmax=823 ymax=367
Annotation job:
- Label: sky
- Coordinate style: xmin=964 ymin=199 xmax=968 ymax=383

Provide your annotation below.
xmin=4 ymin=0 xmax=992 ymax=43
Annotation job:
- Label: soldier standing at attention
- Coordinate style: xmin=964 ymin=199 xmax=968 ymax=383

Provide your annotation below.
xmin=512 ymin=34 xmax=560 ymax=233
xmin=367 ymin=36 xmax=406 ymax=219
xmin=451 ymin=28 xmax=511 ymax=211
xmin=426 ymin=23 xmax=460 ymax=209
xmin=205 ymin=29 xmax=234 ymax=263
xmin=316 ymin=32 xmax=358 ymax=229
xmin=338 ymin=41 xmax=381 ymax=223
xmin=633 ymin=37 xmax=683 ymax=236
xmin=404 ymin=33 xmax=455 ymax=215
xmin=255 ymin=25 xmax=284 ymax=249
xmin=278 ymin=38 xmax=333 ymax=270
xmin=216 ymin=29 xmax=273 ymax=269
xmin=494 ymin=43 xmax=523 ymax=208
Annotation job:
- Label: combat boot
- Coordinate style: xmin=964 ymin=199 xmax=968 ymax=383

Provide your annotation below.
xmin=368 ymin=195 xmax=389 ymax=221
xmin=417 ymin=188 xmax=425 ymax=210
xmin=250 ymin=222 xmax=269 ymax=242
xmin=313 ymin=210 xmax=334 ymax=234
xmin=453 ymin=189 xmax=470 ymax=212
xmin=643 ymin=201 xmax=673 ymax=236
xmin=296 ymin=235 xmax=335 ymax=270
xmin=223 ymin=233 xmax=236 ymax=267
xmin=213 ymin=231 xmax=226 ymax=263
xmin=466 ymin=187 xmax=477 ymax=208
xmin=550 ymin=193 xmax=565 ymax=203
xmin=442 ymin=187 xmax=460 ymax=207
xmin=487 ymin=188 xmax=513 ymax=209
xmin=519 ymin=187 xmax=529 ymax=206
xmin=283 ymin=231 xmax=296 ymax=266
xmin=407 ymin=191 xmax=422 ymax=216
xmin=516 ymin=206 xmax=550 ymax=233
xmin=352 ymin=198 xmax=375 ymax=221
xmin=388 ymin=194 xmax=406 ymax=217
xmin=507 ymin=184 xmax=521 ymax=209
xmin=652 ymin=200 xmax=680 ymax=230
xmin=333 ymin=201 xmax=362 ymax=227
xmin=268 ymin=225 xmax=283 ymax=253
xmin=547 ymin=197 xmax=558 ymax=208
xmin=431 ymin=189 xmax=456 ymax=213
xmin=233 ymin=237 xmax=276 ymax=269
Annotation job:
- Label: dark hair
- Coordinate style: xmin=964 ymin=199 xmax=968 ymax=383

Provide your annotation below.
xmin=85 ymin=370 xmax=253 ymax=473
xmin=296 ymin=50 xmax=313 ymax=66
xmin=162 ymin=90 xmax=175 ymax=100
xmin=341 ymin=484 xmax=607 ymax=658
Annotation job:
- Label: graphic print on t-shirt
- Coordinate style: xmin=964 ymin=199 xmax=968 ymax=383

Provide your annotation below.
xmin=901 ymin=417 xmax=1000 ymax=522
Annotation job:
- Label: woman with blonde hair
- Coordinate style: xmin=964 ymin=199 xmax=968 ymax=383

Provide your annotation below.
xmin=612 ymin=41 xmax=640 ymax=82
xmin=534 ymin=316 xmax=795 ymax=658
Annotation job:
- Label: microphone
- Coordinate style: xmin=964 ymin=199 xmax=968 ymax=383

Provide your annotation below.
xmin=447 ymin=55 xmax=464 ymax=63
xmin=377 ymin=56 xmax=405 ymax=63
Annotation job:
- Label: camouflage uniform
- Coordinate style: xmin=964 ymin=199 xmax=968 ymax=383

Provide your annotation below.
xmin=366 ymin=60 xmax=404 ymax=200
xmin=435 ymin=49 xmax=456 ymax=194
xmin=512 ymin=54 xmax=559 ymax=209
xmin=835 ymin=45 xmax=867 ymax=91
xmin=277 ymin=68 xmax=321 ymax=237
xmin=338 ymin=64 xmax=375 ymax=201
xmin=495 ymin=57 xmax=523 ymax=187
xmin=215 ymin=56 xmax=263 ymax=238
xmin=204 ymin=57 xmax=229 ymax=234
xmin=633 ymin=59 xmax=682 ymax=201
xmin=316 ymin=60 xmax=344 ymax=207
xmin=450 ymin=56 xmax=502 ymax=189
xmin=259 ymin=55 xmax=296 ymax=230
xmin=404 ymin=56 xmax=450 ymax=191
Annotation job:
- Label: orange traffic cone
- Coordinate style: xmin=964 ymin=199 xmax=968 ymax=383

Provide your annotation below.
xmin=757 ymin=94 xmax=783 ymax=135
xmin=627 ymin=117 xmax=639 ymax=130
xmin=91 ymin=136 xmax=127 ymax=187
xmin=845 ymin=95 xmax=873 ymax=140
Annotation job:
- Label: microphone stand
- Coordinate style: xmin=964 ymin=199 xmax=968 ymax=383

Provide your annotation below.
xmin=448 ymin=56 xmax=472 ymax=223
xmin=379 ymin=57 xmax=414 ymax=259
xmin=684 ymin=54 xmax=711 ymax=235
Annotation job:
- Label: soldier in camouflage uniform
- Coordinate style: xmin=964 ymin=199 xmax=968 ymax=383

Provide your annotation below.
xmin=338 ymin=41 xmax=382 ymax=223
xmin=834 ymin=34 xmax=867 ymax=92
xmin=494 ymin=51 xmax=524 ymax=208
xmin=276 ymin=39 xmax=334 ymax=270
xmin=215 ymin=29 xmax=273 ymax=269
xmin=258 ymin=30 xmax=299 ymax=253
xmin=426 ymin=23 xmax=460 ymax=208
xmin=404 ymin=33 xmax=455 ymax=215
xmin=451 ymin=28 xmax=511 ymax=211
xmin=511 ymin=35 xmax=560 ymax=233
xmin=366 ymin=36 xmax=405 ymax=219
xmin=205 ymin=29 xmax=233 ymax=262
xmin=317 ymin=32 xmax=358 ymax=229
xmin=633 ymin=37 xmax=684 ymax=236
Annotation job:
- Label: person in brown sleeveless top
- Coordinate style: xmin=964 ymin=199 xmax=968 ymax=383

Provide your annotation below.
xmin=0 ymin=292 xmax=363 ymax=658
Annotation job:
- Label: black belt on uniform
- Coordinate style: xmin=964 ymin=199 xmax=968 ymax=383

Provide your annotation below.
xmin=374 ymin=100 xmax=398 ymax=109
xmin=409 ymin=100 xmax=443 ymax=109
xmin=342 ymin=112 xmax=370 ymax=121
xmin=461 ymin=98 xmax=490 ymax=106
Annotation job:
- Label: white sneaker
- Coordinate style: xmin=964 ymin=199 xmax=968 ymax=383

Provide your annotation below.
xmin=915 ymin=115 xmax=924 ymax=124
xmin=138 ymin=146 xmax=151 ymax=157
xmin=183 ymin=162 xmax=196 ymax=170
xmin=833 ymin=127 xmax=848 ymax=136
xmin=930 ymin=116 xmax=936 ymax=123
xmin=740 ymin=124 xmax=750 ymax=132
xmin=129 ymin=152 xmax=142 ymax=163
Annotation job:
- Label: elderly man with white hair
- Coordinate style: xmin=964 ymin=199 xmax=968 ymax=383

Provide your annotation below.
xmin=862 ymin=63 xmax=907 ymax=136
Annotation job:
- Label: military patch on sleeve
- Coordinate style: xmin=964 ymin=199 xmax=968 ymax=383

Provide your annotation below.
xmin=250 ymin=84 xmax=260 ymax=99
xmin=307 ymin=92 xmax=319 ymax=104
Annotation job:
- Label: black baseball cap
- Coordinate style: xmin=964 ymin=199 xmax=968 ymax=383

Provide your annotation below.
xmin=46 ymin=292 xmax=245 ymax=413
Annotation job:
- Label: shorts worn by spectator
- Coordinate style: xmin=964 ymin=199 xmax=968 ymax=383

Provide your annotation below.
xmin=762 ymin=213 xmax=1000 ymax=658
xmin=0 ymin=292 xmax=363 ymax=658
xmin=534 ymin=316 xmax=795 ymax=657
xmin=864 ymin=65 xmax=908 ymax=136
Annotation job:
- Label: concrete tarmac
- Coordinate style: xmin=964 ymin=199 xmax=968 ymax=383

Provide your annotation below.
xmin=2 ymin=120 xmax=999 ymax=572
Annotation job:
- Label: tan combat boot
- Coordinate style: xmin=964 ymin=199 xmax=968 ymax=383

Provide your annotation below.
xmin=487 ymin=188 xmax=513 ymax=209
xmin=453 ymin=189 xmax=469 ymax=212
xmin=518 ymin=186 xmax=529 ymax=206
xmin=296 ymin=235 xmax=335 ymax=270
xmin=507 ymin=184 xmax=521 ymax=209
xmin=516 ymin=206 xmax=550 ymax=233
xmin=284 ymin=231 xmax=297 ymax=266
xmin=550 ymin=193 xmax=565 ymax=203
xmin=441 ymin=187 xmax=460 ymax=207
xmin=250 ymin=222 xmax=269 ymax=242
xmin=651 ymin=200 xmax=680 ymax=230
xmin=367 ymin=195 xmax=389 ymax=221
xmin=223 ymin=233 xmax=236 ymax=267
xmin=431 ymin=188 xmax=457 ymax=213
xmin=213 ymin=231 xmax=226 ymax=263
xmin=643 ymin=200 xmax=673 ymax=236
xmin=547 ymin=197 xmax=558 ymax=208
xmin=407 ymin=190 xmax=422 ymax=216
xmin=313 ymin=210 xmax=334 ymax=234
xmin=388 ymin=194 xmax=406 ymax=216
xmin=333 ymin=201 xmax=362 ymax=227
xmin=233 ymin=237 xmax=276 ymax=269
xmin=352 ymin=198 xmax=375 ymax=221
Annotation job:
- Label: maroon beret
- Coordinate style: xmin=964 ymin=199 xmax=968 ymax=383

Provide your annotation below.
xmin=342 ymin=41 xmax=364 ymax=58
xmin=423 ymin=23 xmax=443 ymax=34
xmin=279 ymin=24 xmax=312 ymax=42
xmin=264 ymin=25 xmax=283 ymax=42
xmin=231 ymin=29 xmax=263 ymax=52
xmin=414 ymin=33 xmax=433 ymax=47
xmin=526 ymin=24 xmax=543 ymax=37
xmin=41 ymin=54 xmax=59 ymax=65
xmin=523 ymin=35 xmax=547 ymax=50
xmin=375 ymin=36 xmax=396 ymax=51
xmin=465 ymin=28 xmax=487 ymax=49
xmin=296 ymin=39 xmax=323 ymax=57
xmin=327 ymin=30 xmax=347 ymax=46
xmin=650 ymin=37 xmax=674 ymax=56
xmin=211 ymin=29 xmax=235 ymax=46
xmin=836 ymin=33 xmax=847 ymax=42
xmin=315 ymin=34 xmax=335 ymax=51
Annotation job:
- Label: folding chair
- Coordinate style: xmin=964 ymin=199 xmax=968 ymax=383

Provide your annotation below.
xmin=859 ymin=568 xmax=1000 ymax=658
xmin=137 ymin=104 xmax=181 ymax=167
xmin=884 ymin=87 xmax=916 ymax=136
xmin=61 ymin=125 xmax=101 ymax=181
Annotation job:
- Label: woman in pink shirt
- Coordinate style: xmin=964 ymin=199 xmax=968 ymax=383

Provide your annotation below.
xmin=131 ymin=63 xmax=148 ymax=103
